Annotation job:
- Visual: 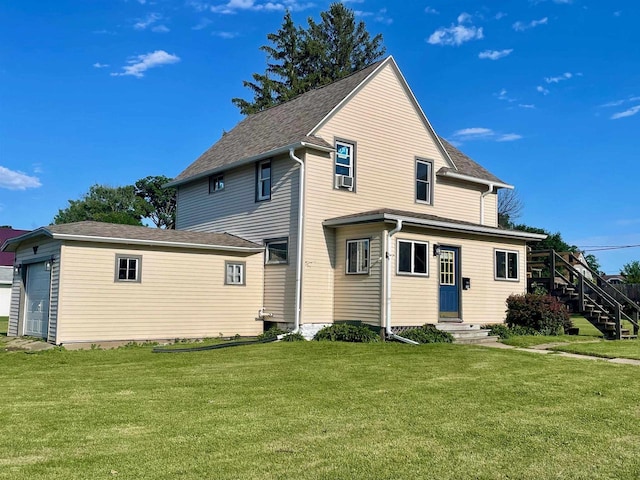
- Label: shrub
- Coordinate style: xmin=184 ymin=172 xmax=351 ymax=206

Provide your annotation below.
xmin=483 ymin=324 xmax=538 ymax=339
xmin=258 ymin=327 xmax=287 ymax=341
xmin=314 ymin=323 xmax=380 ymax=343
xmin=281 ymin=332 xmax=306 ymax=342
xmin=506 ymin=293 xmax=572 ymax=335
xmin=401 ymin=324 xmax=454 ymax=344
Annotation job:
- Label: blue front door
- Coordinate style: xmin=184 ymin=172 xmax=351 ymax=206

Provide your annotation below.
xmin=439 ymin=246 xmax=460 ymax=320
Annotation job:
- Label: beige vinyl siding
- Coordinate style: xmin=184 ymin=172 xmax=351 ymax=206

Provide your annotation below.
xmin=56 ymin=242 xmax=263 ymax=343
xmin=176 ymin=153 xmax=298 ymax=323
xmin=389 ymin=227 xmax=526 ymax=326
xmin=484 ymin=191 xmax=498 ymax=227
xmin=333 ymin=225 xmax=383 ymax=327
xmin=311 ymin=62 xmax=495 ymax=227
xmin=9 ymin=239 xmax=61 ymax=342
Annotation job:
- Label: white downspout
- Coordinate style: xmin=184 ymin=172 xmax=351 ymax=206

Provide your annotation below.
xmin=480 ymin=183 xmax=495 ymax=226
xmin=385 ymin=219 xmax=419 ymax=345
xmin=289 ymin=148 xmax=304 ymax=334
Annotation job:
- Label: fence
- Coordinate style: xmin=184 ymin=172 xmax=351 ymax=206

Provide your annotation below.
xmin=610 ymin=284 xmax=640 ymax=304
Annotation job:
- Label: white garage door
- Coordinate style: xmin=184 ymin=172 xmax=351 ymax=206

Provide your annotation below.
xmin=24 ymin=263 xmax=50 ymax=338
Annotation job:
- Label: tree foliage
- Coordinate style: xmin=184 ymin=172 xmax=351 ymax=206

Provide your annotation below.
xmin=584 ymin=253 xmax=601 ymax=275
xmin=498 ymin=189 xmax=524 ymax=228
xmin=621 ymin=260 xmax=640 ymax=284
xmin=511 ymin=224 xmax=577 ymax=252
xmin=232 ymin=3 xmax=385 ymax=115
xmin=134 ymin=175 xmax=177 ymax=229
xmin=54 ymin=176 xmax=176 ymax=228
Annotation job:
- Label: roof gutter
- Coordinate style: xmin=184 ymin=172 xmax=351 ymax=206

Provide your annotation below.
xmin=165 ymin=141 xmax=334 ymax=188
xmin=324 ymin=213 xmax=547 ymax=241
xmin=480 ymin=183 xmax=495 ymax=226
xmin=438 ymin=170 xmax=514 ymax=190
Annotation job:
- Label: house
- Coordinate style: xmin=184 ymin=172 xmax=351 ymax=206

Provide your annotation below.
xmin=0 ymin=227 xmax=29 ymax=317
xmin=602 ymin=274 xmax=625 ymax=285
xmin=2 ymin=222 xmax=264 ymax=344
xmin=3 ymin=56 xmax=545 ymax=345
xmin=167 ymin=56 xmax=545 ymax=339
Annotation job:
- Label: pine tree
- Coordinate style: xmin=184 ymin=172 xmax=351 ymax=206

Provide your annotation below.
xmin=232 ymin=3 xmax=385 ymax=115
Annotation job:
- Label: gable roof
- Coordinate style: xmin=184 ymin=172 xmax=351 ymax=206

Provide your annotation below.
xmin=1 ymin=221 xmax=262 ymax=253
xmin=170 ymin=56 xmax=508 ymax=188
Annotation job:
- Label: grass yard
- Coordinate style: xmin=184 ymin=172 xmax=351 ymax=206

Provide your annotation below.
xmin=0 ymin=316 xmax=7 ymax=336
xmin=500 ymin=315 xmax=604 ymax=348
xmin=2 ymin=342 xmax=640 ymax=479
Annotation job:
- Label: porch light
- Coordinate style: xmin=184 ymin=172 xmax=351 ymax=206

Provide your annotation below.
xmin=13 ymin=263 xmax=21 ymax=274
xmin=45 ymin=255 xmax=55 ymax=272
xmin=433 ymin=244 xmax=441 ymax=257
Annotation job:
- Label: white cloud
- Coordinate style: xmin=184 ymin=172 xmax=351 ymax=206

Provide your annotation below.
xmin=495 ymin=12 xmax=507 ymax=20
xmin=496 ymin=89 xmax=516 ymax=102
xmin=479 ymin=49 xmax=513 ymax=60
xmin=212 ymin=31 xmax=240 ymax=38
xmin=600 ymin=96 xmax=640 ymax=108
xmin=512 ymin=17 xmax=548 ymax=31
xmin=210 ymin=0 xmax=313 ymax=14
xmin=611 ymin=105 xmax=640 ymax=120
xmin=427 ymin=13 xmax=484 ymax=46
xmin=192 ymin=18 xmax=213 ymax=30
xmin=0 ymin=166 xmax=42 ymax=190
xmin=111 ymin=50 xmax=180 ymax=78
xmin=134 ymin=12 xmax=162 ymax=30
xmin=536 ymin=85 xmax=549 ymax=95
xmin=451 ymin=127 xmax=522 ymax=143
xmin=152 ymin=24 xmax=170 ymax=33
xmin=518 ymin=104 xmax=536 ymax=109
xmin=93 ymin=62 xmax=110 ymax=68
xmin=497 ymin=133 xmax=523 ymax=142
xmin=355 ymin=8 xmax=392 ymax=24
xmin=545 ymin=72 xmax=572 ymax=83
xmin=424 ymin=7 xmax=438 ymax=14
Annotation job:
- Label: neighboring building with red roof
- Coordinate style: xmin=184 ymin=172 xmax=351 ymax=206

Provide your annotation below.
xmin=1 ymin=227 xmax=30 ymax=317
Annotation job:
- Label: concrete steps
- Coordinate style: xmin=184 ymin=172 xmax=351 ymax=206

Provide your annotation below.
xmin=435 ymin=323 xmax=498 ymax=344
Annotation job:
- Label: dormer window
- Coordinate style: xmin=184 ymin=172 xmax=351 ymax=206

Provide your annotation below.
xmin=335 ymin=140 xmax=355 ymax=191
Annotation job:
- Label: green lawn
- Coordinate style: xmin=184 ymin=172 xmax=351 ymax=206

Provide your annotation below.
xmin=2 ymin=342 xmax=640 ymax=479
xmin=0 ymin=316 xmax=7 ymax=336
xmin=500 ymin=315 xmax=604 ymax=348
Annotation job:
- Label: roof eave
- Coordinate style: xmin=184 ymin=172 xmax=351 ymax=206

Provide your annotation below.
xmin=324 ymin=212 xmax=547 ymax=241
xmin=166 ymin=140 xmax=334 ymax=188
xmin=437 ymin=170 xmax=513 ymax=190
xmin=1 ymin=227 xmax=53 ymax=253
xmin=51 ymin=233 xmax=264 ymax=253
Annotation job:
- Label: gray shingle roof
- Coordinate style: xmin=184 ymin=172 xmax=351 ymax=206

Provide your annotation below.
xmin=173 ymin=60 xmax=384 ymax=184
xmin=2 ymin=222 xmax=261 ymax=252
xmin=173 ymin=56 xmax=507 ymax=187
xmin=437 ymin=138 xmax=506 ymax=185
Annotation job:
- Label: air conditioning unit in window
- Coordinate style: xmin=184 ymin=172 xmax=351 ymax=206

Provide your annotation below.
xmin=335 ymin=174 xmax=354 ymax=190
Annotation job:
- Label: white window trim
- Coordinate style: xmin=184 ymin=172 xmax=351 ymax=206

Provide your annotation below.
xmin=265 ymin=238 xmax=288 ymax=265
xmin=396 ymin=239 xmax=429 ymax=276
xmin=416 ymin=159 xmax=433 ymax=205
xmin=114 ymin=254 xmax=142 ymax=283
xmin=346 ymin=238 xmax=370 ymax=275
xmin=257 ymin=160 xmax=271 ymax=201
xmin=494 ymin=249 xmax=519 ymax=281
xmin=225 ymin=261 xmax=246 ymax=286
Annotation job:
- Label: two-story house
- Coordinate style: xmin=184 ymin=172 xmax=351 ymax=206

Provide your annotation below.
xmin=169 ymin=56 xmax=544 ymax=339
xmin=3 ymin=56 xmax=544 ymax=346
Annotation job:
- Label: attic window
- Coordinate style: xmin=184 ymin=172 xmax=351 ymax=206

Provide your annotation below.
xmin=416 ymin=159 xmax=433 ymax=205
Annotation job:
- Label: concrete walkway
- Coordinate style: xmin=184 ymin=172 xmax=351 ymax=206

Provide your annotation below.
xmin=481 ymin=341 xmax=640 ymax=366
xmin=2 ymin=337 xmax=54 ymax=352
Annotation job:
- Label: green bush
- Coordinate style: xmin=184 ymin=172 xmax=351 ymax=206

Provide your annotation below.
xmin=506 ymin=293 xmax=572 ymax=336
xmin=258 ymin=327 xmax=287 ymax=341
xmin=401 ymin=324 xmax=454 ymax=344
xmin=281 ymin=332 xmax=305 ymax=342
xmin=483 ymin=324 xmax=538 ymax=339
xmin=314 ymin=323 xmax=380 ymax=343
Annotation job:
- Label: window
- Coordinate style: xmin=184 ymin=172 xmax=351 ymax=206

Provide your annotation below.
xmin=225 ymin=261 xmax=245 ymax=285
xmin=335 ymin=141 xmax=355 ymax=189
xmin=256 ymin=160 xmax=271 ymax=201
xmin=495 ymin=250 xmax=519 ymax=280
xmin=416 ymin=159 xmax=432 ymax=204
xmin=265 ymin=239 xmax=288 ymax=264
xmin=346 ymin=239 xmax=370 ymax=274
xmin=115 ymin=255 xmax=142 ymax=283
xmin=397 ymin=240 xmax=428 ymax=275
xmin=209 ymin=174 xmax=224 ymax=193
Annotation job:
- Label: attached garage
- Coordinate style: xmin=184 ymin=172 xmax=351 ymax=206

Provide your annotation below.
xmin=2 ymin=222 xmax=265 ymax=346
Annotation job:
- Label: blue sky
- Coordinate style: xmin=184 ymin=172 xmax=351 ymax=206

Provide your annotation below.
xmin=1 ymin=0 xmax=638 ymax=273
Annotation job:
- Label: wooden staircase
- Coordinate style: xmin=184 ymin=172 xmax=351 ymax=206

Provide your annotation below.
xmin=528 ymin=250 xmax=640 ymax=340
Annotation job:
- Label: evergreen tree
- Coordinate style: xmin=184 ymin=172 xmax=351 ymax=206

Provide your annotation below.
xmin=232 ymin=3 xmax=385 ymax=115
